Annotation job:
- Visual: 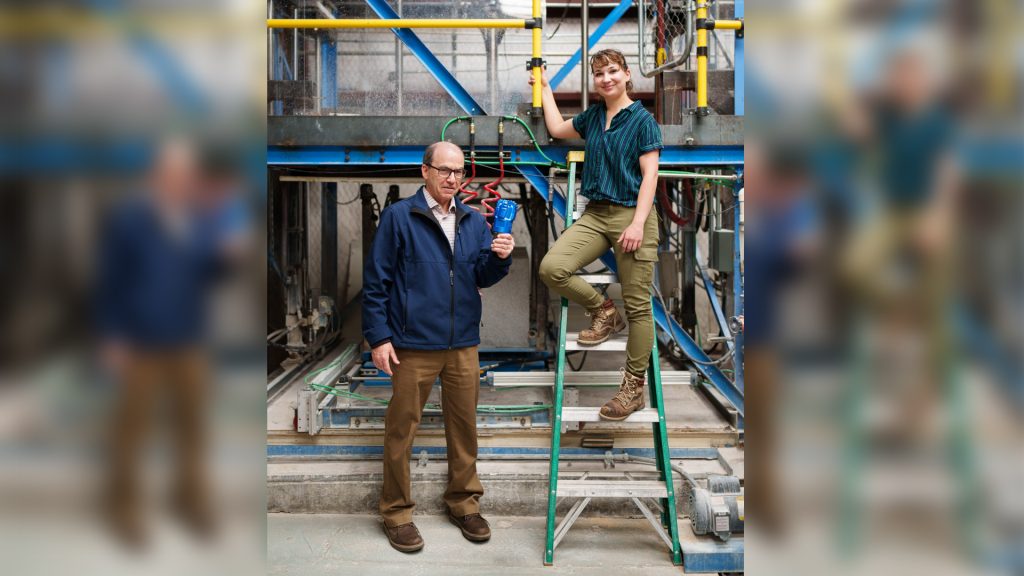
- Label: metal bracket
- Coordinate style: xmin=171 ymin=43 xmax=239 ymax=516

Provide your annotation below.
xmin=633 ymin=497 xmax=674 ymax=550
xmin=603 ymin=450 xmax=616 ymax=469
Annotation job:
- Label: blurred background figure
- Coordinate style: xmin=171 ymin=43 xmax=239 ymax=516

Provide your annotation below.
xmin=839 ymin=45 xmax=959 ymax=432
xmin=97 ymin=138 xmax=248 ymax=548
xmin=831 ymin=35 xmax=976 ymax=566
xmin=743 ymin=138 xmax=818 ymax=537
xmin=833 ymin=38 xmax=961 ymax=483
xmin=745 ymin=1 xmax=1022 ymax=574
xmin=0 ymin=3 xmax=265 ymax=573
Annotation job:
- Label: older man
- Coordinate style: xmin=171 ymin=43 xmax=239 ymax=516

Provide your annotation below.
xmin=363 ymin=141 xmax=515 ymax=552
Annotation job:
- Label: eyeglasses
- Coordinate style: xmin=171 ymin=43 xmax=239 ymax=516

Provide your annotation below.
xmin=424 ymin=163 xmax=466 ymax=179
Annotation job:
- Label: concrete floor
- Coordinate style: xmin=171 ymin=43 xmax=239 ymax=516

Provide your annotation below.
xmin=268 ymin=513 xmax=687 ymax=576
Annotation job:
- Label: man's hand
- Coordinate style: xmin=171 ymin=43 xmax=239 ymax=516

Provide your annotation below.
xmin=617 ymin=222 xmax=645 ymax=253
xmin=491 ymin=233 xmax=515 ymax=259
xmin=371 ymin=342 xmax=400 ymax=377
xmin=101 ymin=341 xmax=130 ymax=375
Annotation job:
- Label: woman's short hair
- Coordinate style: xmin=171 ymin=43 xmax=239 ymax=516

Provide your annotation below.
xmin=589 ymin=49 xmax=634 ymax=93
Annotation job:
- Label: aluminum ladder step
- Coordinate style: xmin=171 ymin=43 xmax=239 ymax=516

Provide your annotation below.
xmin=556 ymin=479 xmax=669 ymax=498
xmin=560 ymin=406 xmax=660 ymax=423
xmin=489 ymin=370 xmax=691 ymax=387
xmin=564 ymin=332 xmax=629 ymax=351
xmin=575 ymin=273 xmax=618 ymax=284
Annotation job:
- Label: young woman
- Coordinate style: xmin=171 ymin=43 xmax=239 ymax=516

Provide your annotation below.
xmin=529 ymin=49 xmax=663 ymax=421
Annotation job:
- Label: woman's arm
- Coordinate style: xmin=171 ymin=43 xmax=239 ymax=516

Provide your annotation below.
xmin=616 ymin=150 xmax=660 ymax=252
xmin=529 ymin=72 xmax=580 ymax=139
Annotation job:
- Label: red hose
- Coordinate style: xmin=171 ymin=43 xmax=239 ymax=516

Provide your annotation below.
xmin=480 ymin=156 xmax=503 ymax=221
xmin=658 ymin=179 xmax=692 ymax=226
xmin=460 ymin=153 xmax=479 ymax=208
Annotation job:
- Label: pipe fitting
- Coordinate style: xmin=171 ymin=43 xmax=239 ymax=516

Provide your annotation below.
xmin=523 ymin=17 xmax=543 ymax=29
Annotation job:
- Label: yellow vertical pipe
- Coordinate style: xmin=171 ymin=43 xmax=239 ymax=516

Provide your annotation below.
xmin=531 ymin=0 xmax=542 ymax=110
xmin=696 ymin=4 xmax=708 ymax=112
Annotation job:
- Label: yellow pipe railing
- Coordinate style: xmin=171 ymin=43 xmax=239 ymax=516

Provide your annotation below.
xmin=696 ymin=4 xmax=708 ymax=115
xmin=694 ymin=16 xmax=744 ymax=115
xmin=713 ymin=19 xmax=743 ymax=31
xmin=531 ymin=0 xmax=542 ymax=111
xmin=267 ymin=18 xmax=534 ymax=29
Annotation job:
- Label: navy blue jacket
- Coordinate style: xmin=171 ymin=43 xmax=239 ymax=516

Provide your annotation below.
xmin=362 ymin=187 xmax=512 ymax=350
xmin=96 ymin=198 xmax=225 ymax=348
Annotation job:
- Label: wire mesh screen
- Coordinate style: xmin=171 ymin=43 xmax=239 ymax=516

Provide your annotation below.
xmin=639 ymin=0 xmax=691 ymax=74
xmin=268 ymin=0 xmax=540 ymax=116
xmin=268 ymin=0 xmax=735 ymax=115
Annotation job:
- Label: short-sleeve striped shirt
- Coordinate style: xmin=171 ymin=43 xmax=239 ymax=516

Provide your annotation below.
xmin=571 ymin=100 xmax=663 ymax=207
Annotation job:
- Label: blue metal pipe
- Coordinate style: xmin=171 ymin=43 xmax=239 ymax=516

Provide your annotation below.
xmin=733 ymin=174 xmax=744 ymax=394
xmin=363 ymin=0 xmax=486 ymax=115
xmin=266 ymin=145 xmax=744 ymax=166
xmin=695 ymin=243 xmax=735 ymax=353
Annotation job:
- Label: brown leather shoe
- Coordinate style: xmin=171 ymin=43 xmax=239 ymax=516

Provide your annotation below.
xmin=599 ymin=369 xmax=645 ymax=421
xmin=448 ymin=512 xmax=491 ymax=542
xmin=578 ymin=299 xmax=626 ymax=346
xmin=383 ymin=521 xmax=424 ymax=553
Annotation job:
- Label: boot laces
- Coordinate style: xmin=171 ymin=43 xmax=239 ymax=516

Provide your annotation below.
xmin=614 ymin=368 xmax=640 ymax=406
xmin=586 ymin=305 xmax=613 ymax=325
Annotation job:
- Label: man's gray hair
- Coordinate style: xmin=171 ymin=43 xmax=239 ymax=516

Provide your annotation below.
xmin=422 ymin=141 xmax=464 ymax=166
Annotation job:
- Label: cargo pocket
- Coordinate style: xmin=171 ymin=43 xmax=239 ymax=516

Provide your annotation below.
xmin=629 ymin=246 xmax=659 ymax=285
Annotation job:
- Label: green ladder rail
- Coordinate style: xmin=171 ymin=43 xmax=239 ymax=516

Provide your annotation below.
xmin=544 ymin=151 xmax=683 ymax=566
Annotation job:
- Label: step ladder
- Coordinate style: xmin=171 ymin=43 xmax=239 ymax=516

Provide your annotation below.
xmin=544 ymin=151 xmax=682 ymax=566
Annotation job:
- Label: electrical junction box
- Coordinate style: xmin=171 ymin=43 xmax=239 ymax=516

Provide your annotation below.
xmin=710 ymin=229 xmax=734 ymax=272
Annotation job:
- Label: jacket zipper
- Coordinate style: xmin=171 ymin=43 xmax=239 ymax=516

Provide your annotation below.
xmin=411 ymin=207 xmax=461 ymax=349
xmin=449 ymin=222 xmax=459 ymax=349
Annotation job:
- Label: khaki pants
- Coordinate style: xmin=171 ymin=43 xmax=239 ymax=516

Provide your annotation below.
xmin=841 ymin=211 xmax=953 ymax=365
xmin=841 ymin=210 xmax=955 ymax=434
xmin=380 ymin=346 xmax=483 ymax=527
xmin=743 ymin=348 xmax=782 ymax=533
xmin=538 ymin=201 xmax=660 ymax=375
xmin=110 ymin=349 xmax=209 ymax=523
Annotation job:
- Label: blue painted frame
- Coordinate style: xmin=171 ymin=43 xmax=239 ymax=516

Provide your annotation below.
xmin=266 ymin=145 xmax=744 ymax=166
xmin=321 ymin=34 xmax=338 ymax=110
xmin=363 ymin=0 xmax=486 ymax=115
xmin=695 ymin=243 xmax=735 ymax=353
xmin=733 ymin=175 xmax=744 ymax=395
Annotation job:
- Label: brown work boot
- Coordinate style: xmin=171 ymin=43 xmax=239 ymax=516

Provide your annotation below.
xmin=599 ymin=369 xmax=645 ymax=421
xmin=577 ymin=299 xmax=626 ymax=346
xmin=383 ymin=521 xmax=425 ymax=553
xmin=448 ymin=511 xmax=491 ymax=542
